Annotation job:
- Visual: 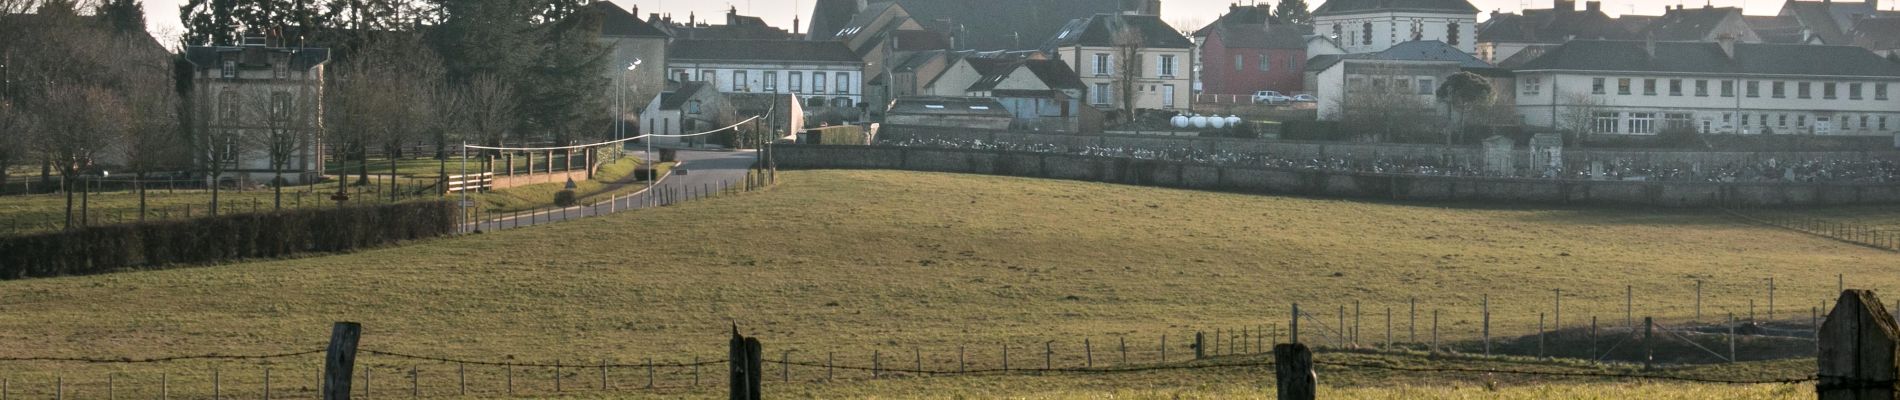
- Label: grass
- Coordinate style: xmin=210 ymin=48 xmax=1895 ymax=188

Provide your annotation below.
xmin=468 ymin=156 xmax=671 ymax=213
xmin=0 ymin=170 xmax=1892 ymax=398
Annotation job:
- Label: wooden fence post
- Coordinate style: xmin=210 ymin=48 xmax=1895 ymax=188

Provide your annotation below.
xmin=1290 ymin=303 xmax=1301 ymax=344
xmin=729 ymin=327 xmax=762 ymax=400
xmin=1819 ymin=290 xmax=1900 ymax=400
xmin=1273 ymin=343 xmax=1315 ymax=400
xmin=324 ymin=322 xmax=363 ymax=400
xmin=1194 ymin=332 xmax=1205 ymax=359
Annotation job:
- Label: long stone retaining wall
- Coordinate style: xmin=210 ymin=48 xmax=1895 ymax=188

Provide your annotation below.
xmin=774 ymin=144 xmax=1900 ymax=208
xmin=878 ymin=125 xmax=1900 ymax=167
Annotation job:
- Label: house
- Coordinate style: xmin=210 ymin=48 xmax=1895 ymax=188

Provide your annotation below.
xmin=666 ymin=39 xmax=866 ymax=114
xmin=1046 ymin=13 xmax=1194 ymax=115
xmin=654 ymin=6 xmax=800 ymax=40
xmin=641 ymin=82 xmax=738 ymax=147
xmin=578 ymin=2 xmax=671 ymax=134
xmin=1639 ymin=5 xmax=1762 ymax=43
xmin=1757 ymin=0 xmax=1900 ymax=46
xmin=1309 ymin=40 xmax=1493 ymax=121
xmin=827 ymin=1 xmax=927 ymax=114
xmin=1475 ymin=0 xmax=1635 ymax=64
xmin=1511 ymin=40 xmax=1900 ymax=136
xmin=183 ymin=38 xmax=331 ymax=185
xmin=727 ymin=93 xmax=806 ymax=140
xmin=1199 ymin=23 xmax=1311 ymax=95
xmin=1312 ymin=0 xmax=1479 ymax=54
xmin=811 ymin=0 xmax=1156 ymax=51
xmin=1853 ymin=18 xmax=1900 ymax=57
xmin=884 ymin=96 xmax=1015 ymax=130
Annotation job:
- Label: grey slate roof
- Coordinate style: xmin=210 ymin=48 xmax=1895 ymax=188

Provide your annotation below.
xmin=1476 ymin=8 xmax=1634 ymax=44
xmin=1192 ymin=4 xmax=1275 ymax=38
xmin=581 ymin=2 xmax=669 ymax=38
xmin=1044 ymin=13 xmax=1193 ymax=49
xmin=669 ymin=39 xmax=863 ymax=64
xmin=897 ymin=0 xmax=1126 ymax=51
xmin=1306 ymin=40 xmax=1492 ymax=71
xmin=1512 ymin=40 xmax=1900 ymax=77
xmin=1211 ymin=24 xmax=1312 ymax=49
xmin=659 ymin=82 xmax=714 ymax=110
xmin=963 ymin=58 xmax=1087 ymax=91
xmin=1854 ymin=18 xmax=1900 ymax=51
xmin=185 ymin=46 xmax=332 ymax=71
xmin=887 ymin=96 xmax=1014 ymax=117
xmin=807 ymin=0 xmax=862 ymax=41
xmin=1640 ymin=6 xmax=1738 ymax=41
xmin=1312 ymin=0 xmax=1479 ymax=16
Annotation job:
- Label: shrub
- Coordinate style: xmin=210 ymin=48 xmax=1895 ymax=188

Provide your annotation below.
xmin=554 ymin=190 xmax=578 ymax=207
xmin=0 ymin=201 xmax=457 ymax=280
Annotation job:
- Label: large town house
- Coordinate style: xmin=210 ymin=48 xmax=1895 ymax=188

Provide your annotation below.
xmin=1313 ymin=0 xmax=1479 ymax=55
xmin=1194 ymin=4 xmax=1310 ymax=96
xmin=1046 ymin=13 xmax=1194 ymax=114
xmin=1512 ymin=39 xmax=1900 ymax=136
xmin=184 ymin=38 xmax=331 ymax=185
xmin=667 ymin=39 xmax=866 ymax=111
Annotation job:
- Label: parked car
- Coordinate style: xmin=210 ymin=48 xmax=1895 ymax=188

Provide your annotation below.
xmin=1293 ymin=94 xmax=1318 ymax=103
xmin=1252 ymin=91 xmax=1293 ymax=104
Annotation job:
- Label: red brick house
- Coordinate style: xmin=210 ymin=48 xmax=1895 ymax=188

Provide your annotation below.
xmin=1199 ymin=23 xmax=1311 ymax=95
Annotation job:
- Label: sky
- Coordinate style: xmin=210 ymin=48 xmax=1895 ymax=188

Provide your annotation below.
xmin=137 ymin=0 xmax=1857 ymax=45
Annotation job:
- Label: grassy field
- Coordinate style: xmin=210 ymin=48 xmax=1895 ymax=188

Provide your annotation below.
xmin=0 ymin=170 xmax=1891 ymax=398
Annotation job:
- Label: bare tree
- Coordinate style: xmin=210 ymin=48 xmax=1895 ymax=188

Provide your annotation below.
xmin=1330 ymin=66 xmax=1442 ymax=142
xmin=462 ymin=73 xmax=518 ymax=175
xmin=243 ymin=83 xmax=317 ymax=209
xmin=34 ymin=83 xmax=131 ymax=228
xmin=1111 ymin=19 xmax=1146 ymax=122
xmin=1559 ymin=92 xmax=1607 ymax=141
xmin=0 ymin=101 xmax=26 ymax=193
xmin=119 ymin=67 xmax=183 ymax=219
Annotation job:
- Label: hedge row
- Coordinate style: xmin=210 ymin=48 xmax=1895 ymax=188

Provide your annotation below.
xmin=0 ymin=200 xmax=458 ymax=280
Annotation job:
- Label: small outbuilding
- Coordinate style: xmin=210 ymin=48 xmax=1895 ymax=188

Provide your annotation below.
xmin=883 ymin=96 xmax=1014 ymax=130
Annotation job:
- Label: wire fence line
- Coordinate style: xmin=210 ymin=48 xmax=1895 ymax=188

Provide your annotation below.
xmin=1723 ymin=204 xmax=1900 ymax=253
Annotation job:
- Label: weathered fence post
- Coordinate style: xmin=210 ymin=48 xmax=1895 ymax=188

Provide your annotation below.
xmin=1290 ymin=303 xmax=1301 ymax=344
xmin=1273 ymin=343 xmax=1316 ymax=400
xmin=1819 ymin=290 xmax=1900 ymax=400
xmin=1642 ymin=317 xmax=1655 ymax=370
xmin=324 ymin=322 xmax=363 ymax=400
xmin=1482 ymin=295 xmax=1491 ymax=356
xmin=1194 ymin=332 xmax=1205 ymax=359
xmin=728 ymin=326 xmax=762 ymax=400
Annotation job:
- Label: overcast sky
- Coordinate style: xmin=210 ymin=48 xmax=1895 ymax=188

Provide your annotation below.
xmin=139 ymin=0 xmax=1844 ymax=45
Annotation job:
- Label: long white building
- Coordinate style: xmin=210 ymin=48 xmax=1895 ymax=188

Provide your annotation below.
xmin=667 ymin=39 xmax=865 ymax=110
xmin=1513 ymin=39 xmax=1900 ymax=136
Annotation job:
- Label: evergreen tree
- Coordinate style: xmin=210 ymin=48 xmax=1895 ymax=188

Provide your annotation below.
xmin=1274 ymin=0 xmax=1312 ymax=25
xmin=180 ymin=0 xmax=239 ymax=45
xmin=517 ymin=9 xmax=607 ymax=143
xmin=95 ymin=0 xmax=146 ymax=34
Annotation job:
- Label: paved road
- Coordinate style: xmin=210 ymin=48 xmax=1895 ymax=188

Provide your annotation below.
xmin=463 ymin=149 xmax=761 ymax=232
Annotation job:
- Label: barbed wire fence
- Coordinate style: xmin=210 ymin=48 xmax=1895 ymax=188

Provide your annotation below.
xmin=0 ymin=286 xmax=1846 ymax=399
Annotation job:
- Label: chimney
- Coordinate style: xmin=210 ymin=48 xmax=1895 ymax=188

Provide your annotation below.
xmin=728 ymin=5 xmax=739 ymax=25
xmin=1586 ymin=1 xmax=1601 ymax=12
xmin=1717 ymin=33 xmax=1736 ymax=58
xmin=688 ymin=11 xmax=695 ymax=26
xmin=794 ymin=15 xmax=801 ymax=34
xmin=1554 ymin=0 xmax=1576 ymax=11
xmin=631 ymin=4 xmax=638 ymax=16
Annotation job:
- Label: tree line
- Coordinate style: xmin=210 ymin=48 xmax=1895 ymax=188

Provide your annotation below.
xmin=1 ymin=0 xmax=614 ymax=228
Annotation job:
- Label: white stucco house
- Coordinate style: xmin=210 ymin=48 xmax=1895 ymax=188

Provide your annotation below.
xmin=1312 ymin=0 xmax=1480 ymax=55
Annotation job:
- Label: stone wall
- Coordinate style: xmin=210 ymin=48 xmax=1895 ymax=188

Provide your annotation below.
xmin=876 ymin=125 xmax=1900 ymax=170
xmin=773 ymin=144 xmax=1900 ymax=208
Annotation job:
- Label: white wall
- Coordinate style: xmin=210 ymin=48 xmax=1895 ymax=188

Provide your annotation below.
xmin=668 ymin=61 xmax=864 ymax=107
xmin=1517 ymin=71 xmax=1900 ymax=135
xmin=1314 ymin=11 xmax=1479 ymax=54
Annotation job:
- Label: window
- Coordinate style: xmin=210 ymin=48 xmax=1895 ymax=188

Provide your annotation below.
xmin=1159 ymin=55 xmax=1176 ymax=77
xmin=1593 ymin=112 xmax=1619 ymax=133
xmin=1664 ymin=113 xmax=1692 ymax=131
xmin=764 ymin=71 xmax=777 ymax=92
xmin=1861 ymin=115 xmax=1871 ymax=130
xmin=1234 ymin=55 xmax=1244 ymax=71
xmin=832 ymin=97 xmax=852 ymax=109
xmin=269 ymin=91 xmax=291 ymax=121
xmin=219 ymin=90 xmax=238 ymax=122
xmin=813 ymin=73 xmax=826 ymax=95
xmin=1778 ymin=114 xmax=1788 ymax=127
xmin=1362 ymin=22 xmax=1374 ymax=45
xmin=1701 ymin=120 xmax=1712 ymax=134
xmin=732 ymin=70 xmax=748 ymax=91
xmin=1094 ymin=53 xmax=1111 ymax=76
xmin=273 ymin=55 xmax=289 ymax=79
xmin=1824 ymin=82 xmax=1837 ymax=99
xmin=1799 ymin=82 xmax=1811 ymax=99
xmin=221 ymin=60 xmax=237 ymax=79
xmin=835 ymin=72 xmax=849 ymax=93
xmin=1694 ymin=80 xmax=1708 ymax=97
xmin=1669 ymin=79 xmax=1682 ymax=96
xmin=1643 ymin=79 xmax=1657 ymax=95
xmin=1259 ymin=54 xmax=1270 ymax=72
xmin=1773 ymin=81 xmax=1786 ymax=98
xmin=1286 ymin=57 xmax=1299 ymax=71
xmin=1747 ymin=81 xmax=1760 ymax=98
xmin=673 ymin=69 xmax=687 ymax=82
xmin=1740 ymin=114 xmax=1750 ymax=126
xmin=1879 ymin=83 xmax=1890 ymax=100
xmin=1882 ymin=116 xmax=1890 ymax=130
xmin=1618 ymin=78 xmax=1632 ymax=95
xmin=1627 ymin=112 xmax=1656 ymax=134
xmin=1446 ymin=22 xmax=1460 ymax=46
xmin=1093 ymin=83 xmax=1111 ymax=105
xmin=701 ymin=71 xmax=716 ymax=85
xmin=1850 ymin=83 xmax=1863 ymax=100
xmin=1720 ymin=80 xmax=1734 ymax=97
xmin=1592 ymin=78 xmax=1606 ymax=95
xmin=1418 ymin=78 xmax=1435 ymax=95
xmin=1162 ymin=84 xmax=1176 ymax=108
xmin=1521 ymin=77 xmax=1541 ymax=96
xmin=1799 ymin=115 xmax=1808 ymax=127
xmin=688 ymin=100 xmax=701 ymax=114
xmin=789 ymin=72 xmax=803 ymax=92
